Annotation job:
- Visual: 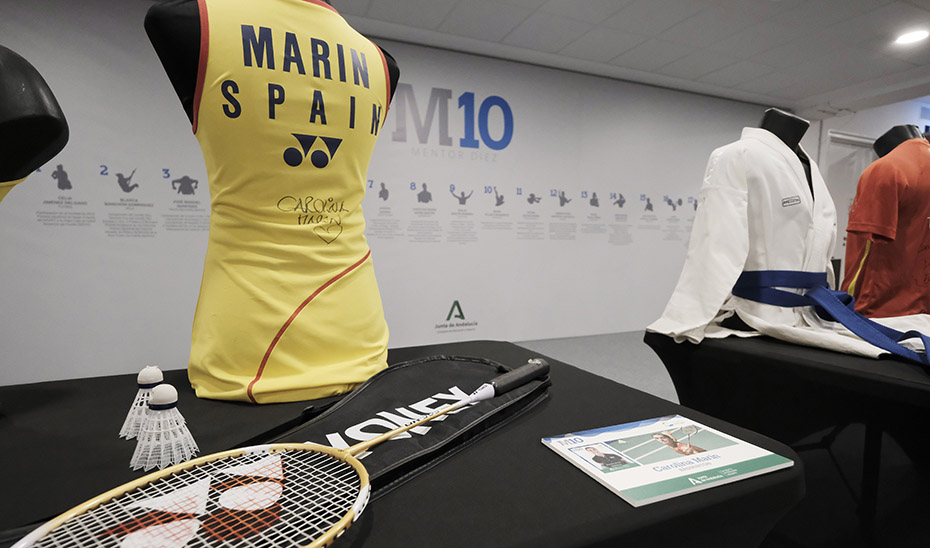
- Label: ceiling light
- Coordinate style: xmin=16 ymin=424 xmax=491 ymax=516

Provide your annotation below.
xmin=895 ymin=30 xmax=929 ymax=45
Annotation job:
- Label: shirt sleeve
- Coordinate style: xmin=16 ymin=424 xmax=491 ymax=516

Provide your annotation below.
xmin=846 ymin=160 xmax=901 ymax=241
xmin=647 ymin=145 xmax=751 ymax=343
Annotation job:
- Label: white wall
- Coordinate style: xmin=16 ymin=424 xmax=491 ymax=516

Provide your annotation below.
xmin=819 ymin=98 xmax=930 ymax=147
xmin=1 ymin=1 xmax=779 ymax=385
xmin=368 ymin=40 xmax=769 ymax=348
xmin=1 ymin=0 xmax=208 ymax=386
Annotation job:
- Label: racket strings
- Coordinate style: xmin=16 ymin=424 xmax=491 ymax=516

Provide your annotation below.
xmin=33 ymin=449 xmax=362 ymax=548
xmin=286 ymin=455 xmax=360 ymax=537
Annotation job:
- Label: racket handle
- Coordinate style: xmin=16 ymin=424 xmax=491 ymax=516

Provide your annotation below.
xmin=491 ymin=358 xmax=549 ymax=395
xmin=347 ymin=357 xmax=550 ymax=456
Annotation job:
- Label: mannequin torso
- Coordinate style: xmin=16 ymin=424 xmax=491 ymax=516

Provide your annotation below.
xmin=144 ymin=0 xmax=399 ymax=124
xmin=0 ymin=45 xmax=68 ymax=183
xmin=151 ymin=0 xmax=396 ymax=402
xmin=842 ymin=125 xmax=930 ymax=316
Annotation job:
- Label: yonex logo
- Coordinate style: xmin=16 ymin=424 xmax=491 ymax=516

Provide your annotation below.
xmin=102 ymin=456 xmax=285 ymax=543
xmin=283 ymin=133 xmax=343 ymax=168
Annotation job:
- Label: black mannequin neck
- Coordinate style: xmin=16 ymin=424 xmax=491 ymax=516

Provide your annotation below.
xmin=758 ymin=107 xmax=812 ymax=194
xmin=759 ymin=107 xmax=809 ymax=150
xmin=0 ymin=45 xmax=69 ymax=181
xmin=873 ymin=125 xmax=922 ymax=158
xmin=144 ymin=0 xmax=399 ymax=125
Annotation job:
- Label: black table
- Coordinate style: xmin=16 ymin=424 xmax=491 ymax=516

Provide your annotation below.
xmin=644 ymin=332 xmax=930 ymax=546
xmin=0 ymin=368 xmax=322 ymax=538
xmin=0 ymin=340 xmax=804 ymax=548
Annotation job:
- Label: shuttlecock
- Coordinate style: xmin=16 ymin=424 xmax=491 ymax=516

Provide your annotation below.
xmin=119 ymin=365 xmax=164 ymax=439
xmin=130 ymin=383 xmax=199 ymax=471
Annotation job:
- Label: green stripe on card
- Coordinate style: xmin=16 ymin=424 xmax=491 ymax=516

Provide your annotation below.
xmin=622 ymin=454 xmax=792 ymax=502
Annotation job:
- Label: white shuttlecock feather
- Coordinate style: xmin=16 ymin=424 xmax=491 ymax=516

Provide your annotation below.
xmin=130 ymin=383 xmax=199 ymax=471
xmin=119 ymin=365 xmax=164 ymax=439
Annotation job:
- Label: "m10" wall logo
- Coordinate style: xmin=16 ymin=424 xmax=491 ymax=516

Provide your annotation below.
xmin=390 ymin=84 xmax=514 ymax=151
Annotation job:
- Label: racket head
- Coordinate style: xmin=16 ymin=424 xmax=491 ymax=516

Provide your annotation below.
xmin=15 ymin=443 xmax=370 ymax=548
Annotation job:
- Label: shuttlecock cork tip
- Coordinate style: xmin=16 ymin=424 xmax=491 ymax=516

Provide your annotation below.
xmin=137 ymin=365 xmax=163 ymax=385
xmin=150 ymin=383 xmax=178 ymax=406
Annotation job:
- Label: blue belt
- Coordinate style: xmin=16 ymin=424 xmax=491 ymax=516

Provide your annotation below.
xmin=732 ymin=270 xmax=930 ymax=366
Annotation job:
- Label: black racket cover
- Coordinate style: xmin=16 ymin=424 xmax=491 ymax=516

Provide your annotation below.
xmin=268 ymin=355 xmax=551 ymax=498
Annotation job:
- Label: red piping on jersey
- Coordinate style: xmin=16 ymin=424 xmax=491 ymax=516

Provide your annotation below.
xmin=305 ymin=0 xmax=338 ymax=14
xmin=247 ymin=250 xmax=372 ymax=403
xmin=192 ymin=0 xmax=210 ymax=134
xmin=374 ymin=43 xmax=391 ymax=119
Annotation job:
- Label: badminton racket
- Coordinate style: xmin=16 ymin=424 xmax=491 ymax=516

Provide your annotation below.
xmin=14 ymin=357 xmax=550 ymax=548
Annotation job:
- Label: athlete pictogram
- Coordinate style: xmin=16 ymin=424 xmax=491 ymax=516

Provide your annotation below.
xmin=116 ymin=169 xmax=138 ymax=193
xmin=172 ymin=175 xmax=199 ymax=195
xmin=417 ymin=183 xmax=432 ymax=203
xmin=450 ymin=187 xmax=472 ymax=205
xmin=51 ymin=164 xmax=71 ymax=190
xmin=665 ymin=197 xmax=683 ymax=211
xmin=283 ymin=133 xmax=343 ymax=168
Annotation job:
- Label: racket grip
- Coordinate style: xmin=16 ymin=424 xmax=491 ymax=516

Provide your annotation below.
xmin=491 ymin=358 xmax=549 ymax=395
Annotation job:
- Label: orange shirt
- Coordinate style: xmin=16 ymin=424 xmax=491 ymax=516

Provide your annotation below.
xmin=842 ymin=138 xmax=930 ymax=317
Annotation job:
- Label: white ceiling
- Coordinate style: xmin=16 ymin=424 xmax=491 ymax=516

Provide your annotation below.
xmin=332 ymin=0 xmax=930 ymax=120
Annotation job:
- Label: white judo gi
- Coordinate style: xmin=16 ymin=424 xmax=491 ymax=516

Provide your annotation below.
xmin=647 ymin=127 xmax=928 ymax=359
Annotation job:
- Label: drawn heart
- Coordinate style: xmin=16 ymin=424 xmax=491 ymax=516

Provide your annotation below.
xmin=313 ymin=222 xmax=343 ymax=244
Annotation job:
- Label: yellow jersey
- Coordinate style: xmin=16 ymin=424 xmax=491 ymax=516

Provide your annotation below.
xmin=190 ymin=0 xmax=391 ymax=403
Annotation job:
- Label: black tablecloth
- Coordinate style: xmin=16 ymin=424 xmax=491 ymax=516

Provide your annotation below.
xmin=0 ymin=368 xmax=322 ymax=534
xmin=0 ymin=340 xmax=804 ymax=548
xmin=643 ymin=332 xmax=930 ymax=547
xmin=643 ymin=332 xmax=930 ymax=445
